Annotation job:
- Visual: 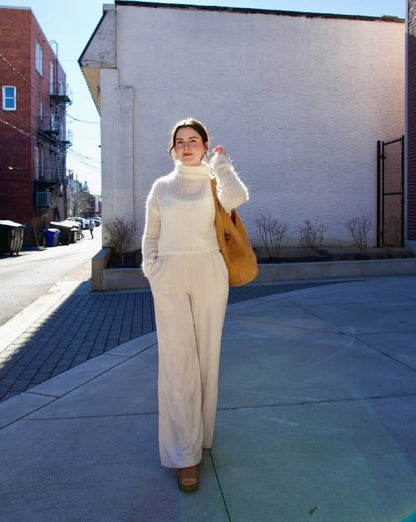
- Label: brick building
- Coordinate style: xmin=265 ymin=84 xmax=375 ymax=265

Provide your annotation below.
xmin=0 ymin=7 xmax=71 ymax=246
xmin=408 ymin=0 xmax=416 ymax=252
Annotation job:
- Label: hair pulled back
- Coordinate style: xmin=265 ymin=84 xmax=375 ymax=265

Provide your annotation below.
xmin=168 ymin=118 xmax=209 ymax=156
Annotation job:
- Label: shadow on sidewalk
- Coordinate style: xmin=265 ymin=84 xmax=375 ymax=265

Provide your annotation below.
xmin=0 ymin=283 xmax=156 ymax=403
xmin=0 ymin=280 xmax=330 ymax=403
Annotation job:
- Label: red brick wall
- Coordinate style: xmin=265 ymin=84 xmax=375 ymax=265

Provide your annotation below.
xmin=0 ymin=7 xmax=67 ymax=245
xmin=0 ymin=9 xmax=33 ymax=238
xmin=408 ymin=0 xmax=416 ymax=240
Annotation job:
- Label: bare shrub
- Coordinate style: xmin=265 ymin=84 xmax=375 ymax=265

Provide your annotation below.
xmin=104 ymin=216 xmax=138 ymax=265
xmin=256 ymin=214 xmax=288 ymax=261
xmin=345 ymin=215 xmax=372 ymax=252
xmin=297 ymin=219 xmax=327 ymax=250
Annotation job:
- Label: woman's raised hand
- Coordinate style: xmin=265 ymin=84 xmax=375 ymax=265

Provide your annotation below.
xmin=211 ymin=145 xmax=227 ymax=156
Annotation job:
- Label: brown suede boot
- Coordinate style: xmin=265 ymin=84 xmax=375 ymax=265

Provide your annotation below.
xmin=177 ymin=465 xmax=199 ymax=492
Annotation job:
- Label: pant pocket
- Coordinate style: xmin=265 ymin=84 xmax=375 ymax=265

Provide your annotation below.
xmin=148 ymin=257 xmax=167 ymax=281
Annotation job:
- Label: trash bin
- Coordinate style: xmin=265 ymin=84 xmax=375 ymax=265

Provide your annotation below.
xmin=44 ymin=228 xmax=61 ymax=247
xmin=0 ymin=220 xmax=26 ymax=255
xmin=70 ymin=227 xmax=78 ymax=243
xmin=50 ymin=221 xmax=77 ymax=245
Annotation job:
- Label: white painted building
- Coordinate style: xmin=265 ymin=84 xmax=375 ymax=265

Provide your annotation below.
xmin=80 ymin=1 xmax=404 ymax=250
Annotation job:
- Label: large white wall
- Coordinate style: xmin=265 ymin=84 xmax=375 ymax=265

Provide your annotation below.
xmin=101 ymin=4 xmax=405 ymax=249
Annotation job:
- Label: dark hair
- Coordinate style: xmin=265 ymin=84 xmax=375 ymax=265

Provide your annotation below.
xmin=168 ymin=118 xmax=209 ymax=156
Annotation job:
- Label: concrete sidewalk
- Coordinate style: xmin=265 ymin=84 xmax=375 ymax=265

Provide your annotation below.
xmin=0 ymin=280 xmax=328 ymax=403
xmin=1 ymin=275 xmax=416 ymax=521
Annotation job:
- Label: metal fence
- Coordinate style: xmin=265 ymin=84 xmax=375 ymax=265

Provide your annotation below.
xmin=377 ymin=136 xmax=404 ymax=247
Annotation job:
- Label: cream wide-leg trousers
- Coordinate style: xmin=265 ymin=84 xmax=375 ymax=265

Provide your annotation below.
xmin=148 ymin=251 xmax=229 ymax=469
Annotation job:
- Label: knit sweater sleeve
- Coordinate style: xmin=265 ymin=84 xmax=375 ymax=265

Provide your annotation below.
xmin=210 ymin=153 xmax=249 ymax=213
xmin=141 ymin=181 xmax=161 ymax=277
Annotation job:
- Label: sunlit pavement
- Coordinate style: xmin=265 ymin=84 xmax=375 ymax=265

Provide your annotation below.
xmin=0 ymin=275 xmax=416 ymax=521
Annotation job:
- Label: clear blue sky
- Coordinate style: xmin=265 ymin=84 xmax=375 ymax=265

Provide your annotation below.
xmin=0 ymin=0 xmax=406 ymax=194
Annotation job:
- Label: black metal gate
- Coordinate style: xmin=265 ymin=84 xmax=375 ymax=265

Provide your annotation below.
xmin=377 ymin=136 xmax=404 ymax=247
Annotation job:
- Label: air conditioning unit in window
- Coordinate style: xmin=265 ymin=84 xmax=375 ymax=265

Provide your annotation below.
xmin=36 ymin=191 xmax=51 ymax=207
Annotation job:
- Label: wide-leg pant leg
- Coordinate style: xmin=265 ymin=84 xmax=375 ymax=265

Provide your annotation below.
xmin=149 ymin=252 xmax=228 ymax=468
xmin=150 ymin=256 xmax=202 ymax=468
xmin=188 ymin=251 xmax=229 ymax=449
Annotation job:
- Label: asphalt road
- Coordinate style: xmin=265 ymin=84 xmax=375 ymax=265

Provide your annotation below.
xmin=0 ymin=227 xmax=102 ymax=327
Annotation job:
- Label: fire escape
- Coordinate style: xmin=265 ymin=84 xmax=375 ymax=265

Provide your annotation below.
xmin=36 ymin=82 xmax=72 ymax=207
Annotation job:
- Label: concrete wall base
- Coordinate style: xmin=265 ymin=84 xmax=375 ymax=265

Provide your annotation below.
xmin=91 ymin=247 xmax=112 ymax=291
xmin=91 ymin=248 xmax=416 ymax=291
xmin=103 ymin=267 xmax=149 ymax=290
xmin=255 ymin=257 xmax=416 ymax=283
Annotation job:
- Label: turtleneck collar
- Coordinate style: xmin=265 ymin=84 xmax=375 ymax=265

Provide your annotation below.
xmin=174 ymin=160 xmax=211 ymax=179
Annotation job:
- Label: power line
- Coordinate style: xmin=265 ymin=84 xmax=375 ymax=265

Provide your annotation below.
xmin=0 ymin=111 xmax=69 ymax=156
xmin=1 ymin=107 xmax=39 ymax=137
xmin=0 ymin=113 xmax=101 ymax=171
xmin=67 ymin=149 xmax=101 ymax=171
xmin=0 ymin=49 xmax=73 ymax=143
xmin=0 ymin=51 xmax=102 ymax=175
xmin=0 ymin=116 xmax=31 ymax=138
xmin=0 ymin=52 xmax=42 ymax=95
xmin=67 ymin=113 xmax=99 ymax=125
xmin=0 ymin=113 xmax=101 ymax=175
xmin=68 ymin=149 xmax=100 ymax=164
xmin=0 ymin=53 xmax=101 ymax=148
xmin=0 ymin=51 xmax=55 ymax=110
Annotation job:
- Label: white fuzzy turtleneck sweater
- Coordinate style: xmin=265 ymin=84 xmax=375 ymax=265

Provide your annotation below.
xmin=141 ymin=153 xmax=249 ymax=277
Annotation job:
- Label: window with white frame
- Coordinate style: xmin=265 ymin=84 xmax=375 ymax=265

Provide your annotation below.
xmin=2 ymin=86 xmax=16 ymax=110
xmin=35 ymin=40 xmax=43 ymax=76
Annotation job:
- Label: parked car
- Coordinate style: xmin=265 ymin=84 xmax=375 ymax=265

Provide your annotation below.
xmin=69 ymin=217 xmax=89 ymax=230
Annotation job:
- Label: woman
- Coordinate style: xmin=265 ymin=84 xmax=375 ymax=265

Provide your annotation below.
xmin=141 ymin=118 xmax=249 ymax=492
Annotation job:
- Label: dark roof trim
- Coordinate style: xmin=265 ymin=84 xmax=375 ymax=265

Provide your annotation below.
xmin=114 ymin=1 xmax=404 ymax=23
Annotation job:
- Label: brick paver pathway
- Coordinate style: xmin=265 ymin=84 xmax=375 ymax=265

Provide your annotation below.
xmin=0 ymin=282 xmax=329 ymax=402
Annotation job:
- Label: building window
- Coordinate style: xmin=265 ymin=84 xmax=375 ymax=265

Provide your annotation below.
xmin=35 ymin=41 xmax=43 ymax=76
xmin=2 ymin=86 xmax=16 ymax=110
xmin=39 ymin=146 xmax=45 ymax=178
xmin=49 ymin=62 xmax=54 ymax=94
xmin=34 ymin=147 xmax=39 ymax=179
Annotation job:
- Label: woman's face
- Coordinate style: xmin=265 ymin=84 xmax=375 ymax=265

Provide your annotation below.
xmin=174 ymin=126 xmax=208 ymax=166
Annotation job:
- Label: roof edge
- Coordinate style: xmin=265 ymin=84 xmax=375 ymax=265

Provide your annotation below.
xmin=78 ymin=8 xmax=110 ymax=67
xmin=114 ymin=1 xmax=404 ymax=23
